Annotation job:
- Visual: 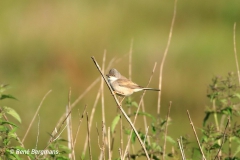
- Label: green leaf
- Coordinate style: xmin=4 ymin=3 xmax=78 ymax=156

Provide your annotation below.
xmin=166 ymin=136 xmax=176 ymax=144
xmin=9 ymin=127 xmax=18 ymax=139
xmin=160 ymin=119 xmax=167 ymax=127
xmin=233 ymin=145 xmax=240 ymax=158
xmin=124 ymin=129 xmax=131 ymax=135
xmin=4 ymin=106 xmax=21 ymax=123
xmin=81 ymin=153 xmax=85 ymax=160
xmin=131 ymin=101 xmax=138 ymax=108
xmin=151 ymin=123 xmax=156 ymax=134
xmin=234 ymin=93 xmax=240 ymax=99
xmin=221 ymin=107 xmax=232 ymax=116
xmin=0 ymin=125 xmax=8 ymax=132
xmin=1 ymin=121 xmax=18 ymax=127
xmin=210 ymin=143 xmax=220 ymax=150
xmin=136 ymin=112 xmax=156 ymax=122
xmin=0 ymin=84 xmax=10 ymax=93
xmin=203 ymin=111 xmax=211 ymax=126
xmin=125 ymin=97 xmax=138 ymax=108
xmin=111 ymin=114 xmax=120 ymax=134
xmin=131 ymin=132 xmax=136 ymax=144
xmin=0 ymin=94 xmax=17 ymax=100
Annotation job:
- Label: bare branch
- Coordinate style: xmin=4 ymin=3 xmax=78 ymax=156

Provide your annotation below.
xmin=187 ymin=110 xmax=206 ymax=160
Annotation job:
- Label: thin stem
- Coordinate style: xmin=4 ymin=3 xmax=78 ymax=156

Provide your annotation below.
xmin=86 ymin=112 xmax=92 ymax=160
xmin=83 ymin=86 xmax=101 ymax=155
xmin=157 ymin=0 xmax=177 ymax=115
xmin=163 ymin=101 xmax=172 ymax=160
xmin=213 ymin=99 xmax=220 ymax=131
xmin=101 ymin=50 xmax=107 ymax=142
xmin=67 ymin=88 xmax=75 ymax=160
xmin=129 ymin=38 xmax=133 ymax=81
xmin=233 ymin=22 xmax=240 ymax=85
xmin=141 ymin=100 xmax=151 ymax=143
xmin=177 ymin=138 xmax=186 ymax=160
xmin=214 ymin=117 xmax=230 ymax=160
xmin=108 ymin=127 xmax=111 ymax=160
xmin=22 ymin=90 xmax=52 ymax=143
xmin=73 ymin=106 xmax=87 ymax=147
xmin=35 ymin=114 xmax=40 ymax=150
xmin=187 ymin=110 xmax=206 ymax=160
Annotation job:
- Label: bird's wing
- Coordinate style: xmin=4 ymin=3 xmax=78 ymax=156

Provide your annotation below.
xmin=117 ymin=79 xmax=143 ymax=89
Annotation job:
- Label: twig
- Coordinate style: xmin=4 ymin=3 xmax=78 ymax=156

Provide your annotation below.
xmin=96 ymin=123 xmax=102 ymax=151
xmin=187 ymin=110 xmax=206 ymax=160
xmin=143 ymin=126 xmax=150 ymax=144
xmin=101 ymin=50 xmax=107 ymax=142
xmin=73 ymin=106 xmax=87 ymax=148
xmin=214 ymin=117 xmax=230 ymax=160
xmin=129 ymin=38 xmax=134 ymax=81
xmin=118 ymin=148 xmax=122 ymax=160
xmin=233 ymin=23 xmax=240 ymax=85
xmin=91 ymin=56 xmax=151 ymax=160
xmin=86 ymin=112 xmax=92 ymax=160
xmin=83 ymin=86 xmax=101 ymax=155
xmin=67 ymin=88 xmax=74 ymax=160
xmin=163 ymin=101 xmax=172 ymax=160
xmin=141 ymin=100 xmax=151 ymax=143
xmin=35 ymin=114 xmax=40 ymax=149
xmin=120 ymin=114 xmax=124 ymax=160
xmin=157 ymin=0 xmax=178 ymax=115
xmin=177 ymin=138 xmax=186 ymax=160
xmin=70 ymin=90 xmax=75 ymax=159
xmin=102 ymin=121 xmax=106 ymax=160
xmin=128 ymin=39 xmax=134 ymax=117
xmin=108 ymin=127 xmax=111 ymax=160
xmin=180 ymin=136 xmax=186 ymax=159
xmin=22 ymin=90 xmax=52 ymax=143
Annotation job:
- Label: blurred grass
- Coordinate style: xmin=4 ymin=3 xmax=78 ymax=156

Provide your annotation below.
xmin=0 ymin=0 xmax=240 ymax=158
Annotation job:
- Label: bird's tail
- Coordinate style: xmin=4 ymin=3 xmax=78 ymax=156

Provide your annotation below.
xmin=143 ymin=88 xmax=160 ymax=91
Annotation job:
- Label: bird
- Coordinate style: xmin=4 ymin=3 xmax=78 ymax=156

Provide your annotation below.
xmin=106 ymin=68 xmax=160 ymax=97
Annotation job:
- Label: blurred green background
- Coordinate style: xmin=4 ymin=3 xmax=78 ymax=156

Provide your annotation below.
xmin=0 ymin=0 xmax=240 ymax=158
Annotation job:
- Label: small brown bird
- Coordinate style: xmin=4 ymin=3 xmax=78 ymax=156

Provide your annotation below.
xmin=106 ymin=68 xmax=160 ymax=96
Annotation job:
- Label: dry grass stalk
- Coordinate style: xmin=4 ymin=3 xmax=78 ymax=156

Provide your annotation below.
xmin=35 ymin=114 xmax=40 ymax=150
xmin=177 ymin=138 xmax=186 ymax=160
xmin=102 ymin=121 xmax=106 ymax=160
xmin=66 ymin=88 xmax=75 ymax=160
xmin=86 ymin=112 xmax=93 ymax=160
xmin=82 ymin=86 xmax=101 ymax=155
xmin=22 ymin=90 xmax=52 ymax=143
xmin=73 ymin=105 xmax=87 ymax=148
xmin=157 ymin=0 xmax=178 ymax=115
xmin=101 ymin=50 xmax=107 ymax=146
xmin=108 ymin=127 xmax=112 ymax=160
xmin=141 ymin=99 xmax=151 ymax=143
xmin=162 ymin=101 xmax=172 ymax=160
xmin=187 ymin=110 xmax=206 ymax=160
xmin=233 ymin=23 xmax=240 ymax=85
